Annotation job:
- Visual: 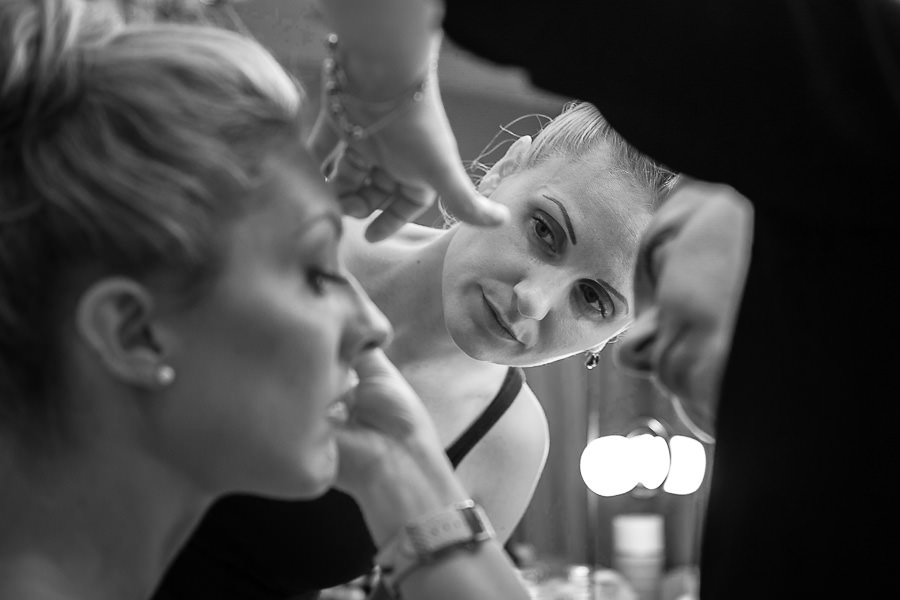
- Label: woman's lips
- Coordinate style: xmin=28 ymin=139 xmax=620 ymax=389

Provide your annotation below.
xmin=482 ymin=292 xmax=521 ymax=343
xmin=327 ymin=369 xmax=358 ymax=425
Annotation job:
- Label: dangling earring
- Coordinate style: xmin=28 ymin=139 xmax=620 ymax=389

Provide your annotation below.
xmin=584 ymin=351 xmax=600 ymax=370
xmin=155 ymin=364 xmax=176 ymax=387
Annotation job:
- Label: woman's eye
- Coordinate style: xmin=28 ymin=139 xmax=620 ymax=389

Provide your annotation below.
xmin=579 ymin=281 xmax=612 ymax=319
xmin=307 ymin=268 xmax=349 ymax=295
xmin=531 ymin=212 xmax=563 ymax=253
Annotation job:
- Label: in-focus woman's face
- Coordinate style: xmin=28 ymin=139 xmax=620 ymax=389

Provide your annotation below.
xmin=615 ymin=181 xmax=753 ymax=437
xmin=159 ymin=145 xmax=390 ymax=499
xmin=442 ymin=152 xmax=644 ymax=367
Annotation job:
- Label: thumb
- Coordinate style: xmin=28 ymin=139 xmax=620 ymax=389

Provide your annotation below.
xmin=430 ymin=157 xmax=509 ymax=227
xmin=353 ymin=348 xmax=400 ymax=383
xmin=352 ymin=349 xmax=419 ymax=415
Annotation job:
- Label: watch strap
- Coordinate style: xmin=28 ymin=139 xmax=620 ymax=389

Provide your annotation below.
xmin=375 ymin=500 xmax=494 ymax=594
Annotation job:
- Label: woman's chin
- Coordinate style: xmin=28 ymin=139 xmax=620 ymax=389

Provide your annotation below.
xmin=255 ymin=441 xmax=339 ymax=501
xmin=297 ymin=442 xmax=340 ymax=498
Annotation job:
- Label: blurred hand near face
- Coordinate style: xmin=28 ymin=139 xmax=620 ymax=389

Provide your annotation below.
xmin=334 ymin=348 xmax=431 ymax=484
xmin=334 ymin=349 xmax=467 ymax=543
xmin=616 ymin=178 xmax=754 ymax=440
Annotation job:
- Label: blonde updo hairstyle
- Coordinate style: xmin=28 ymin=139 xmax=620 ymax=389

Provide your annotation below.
xmin=0 ymin=0 xmax=303 ymax=437
xmin=516 ymin=101 xmax=676 ymax=255
xmin=449 ymin=101 xmax=675 ymax=235
xmin=517 ymin=101 xmax=674 ymax=207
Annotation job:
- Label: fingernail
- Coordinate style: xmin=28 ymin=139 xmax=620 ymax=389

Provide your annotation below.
xmin=483 ymin=202 xmax=510 ymax=224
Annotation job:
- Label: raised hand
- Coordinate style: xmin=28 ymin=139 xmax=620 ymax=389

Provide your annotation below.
xmin=306 ymin=34 xmax=509 ymax=242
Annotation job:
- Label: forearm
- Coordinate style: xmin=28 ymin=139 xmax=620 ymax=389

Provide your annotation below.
xmin=397 ymin=542 xmax=529 ymax=600
xmin=367 ymin=545 xmax=529 ymax=600
xmin=349 ymin=437 xmax=529 ymax=600
xmin=350 ymin=434 xmax=468 ymax=546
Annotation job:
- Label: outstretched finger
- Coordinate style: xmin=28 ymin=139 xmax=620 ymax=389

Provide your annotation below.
xmin=430 ymin=160 xmax=509 ymax=227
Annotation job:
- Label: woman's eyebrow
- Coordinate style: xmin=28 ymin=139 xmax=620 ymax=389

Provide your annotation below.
xmin=543 ymin=194 xmax=577 ymax=245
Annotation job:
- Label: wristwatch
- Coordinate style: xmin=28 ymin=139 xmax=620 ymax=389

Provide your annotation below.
xmin=375 ymin=499 xmax=495 ymax=593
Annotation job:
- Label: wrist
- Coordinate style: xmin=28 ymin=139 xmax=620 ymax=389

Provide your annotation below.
xmin=332 ymin=34 xmax=441 ymax=103
xmin=317 ymin=0 xmax=444 ymax=100
xmin=375 ymin=499 xmax=495 ymax=596
xmin=321 ymin=33 xmax=437 ymax=145
xmin=352 ymin=436 xmax=468 ymax=545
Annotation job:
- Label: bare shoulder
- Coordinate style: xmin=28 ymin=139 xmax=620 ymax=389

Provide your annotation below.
xmin=486 ymin=382 xmax=549 ymax=460
xmin=454 ymin=381 xmax=550 ymax=543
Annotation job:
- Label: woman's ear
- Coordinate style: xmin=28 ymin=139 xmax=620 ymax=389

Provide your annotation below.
xmin=477 ymin=135 xmax=533 ymax=196
xmin=76 ymin=277 xmax=166 ymax=389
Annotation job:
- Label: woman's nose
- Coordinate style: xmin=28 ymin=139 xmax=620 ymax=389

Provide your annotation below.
xmin=513 ymin=278 xmax=554 ymax=320
xmin=342 ymin=275 xmax=393 ymax=357
xmin=513 ymin=269 xmax=570 ymax=320
xmin=613 ymin=310 xmax=657 ymax=376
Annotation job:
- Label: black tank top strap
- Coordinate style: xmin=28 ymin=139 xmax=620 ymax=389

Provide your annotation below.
xmin=445 ymin=367 xmax=526 ymax=468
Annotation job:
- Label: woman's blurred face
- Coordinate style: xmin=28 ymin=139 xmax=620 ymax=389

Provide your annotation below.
xmin=615 ymin=181 xmax=753 ymax=438
xmin=441 ymin=150 xmax=645 ymax=367
xmin=157 ymin=145 xmax=391 ymax=499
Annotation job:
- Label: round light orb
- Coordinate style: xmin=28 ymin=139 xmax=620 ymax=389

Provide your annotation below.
xmin=580 ymin=436 xmax=638 ymax=497
xmin=631 ymin=433 xmax=671 ymax=490
xmin=662 ymin=435 xmax=707 ymax=495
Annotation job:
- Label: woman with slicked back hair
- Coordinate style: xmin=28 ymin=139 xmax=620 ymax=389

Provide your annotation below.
xmin=293 ymin=1 xmax=900 ymax=599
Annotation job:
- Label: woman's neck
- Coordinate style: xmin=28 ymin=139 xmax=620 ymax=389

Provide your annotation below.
xmin=343 ymin=218 xmax=463 ymax=366
xmin=0 ymin=438 xmax=209 ymax=600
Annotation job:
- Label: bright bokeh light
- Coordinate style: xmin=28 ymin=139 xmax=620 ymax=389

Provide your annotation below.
xmin=663 ymin=435 xmax=707 ymax=495
xmin=582 ymin=431 xmax=707 ymax=497
xmin=631 ymin=433 xmax=671 ymax=490
xmin=580 ymin=436 xmax=639 ymax=497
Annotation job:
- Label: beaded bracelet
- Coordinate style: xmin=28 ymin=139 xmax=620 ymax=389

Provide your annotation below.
xmin=322 ymin=33 xmax=432 ymax=144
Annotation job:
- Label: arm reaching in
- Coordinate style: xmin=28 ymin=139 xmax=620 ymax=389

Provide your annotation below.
xmin=311 ymin=0 xmax=508 ymax=241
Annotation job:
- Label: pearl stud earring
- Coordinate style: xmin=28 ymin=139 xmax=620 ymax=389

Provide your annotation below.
xmin=155 ymin=364 xmax=176 ymax=387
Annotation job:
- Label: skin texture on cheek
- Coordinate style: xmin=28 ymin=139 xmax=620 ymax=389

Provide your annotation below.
xmin=154 ymin=154 xmax=354 ymax=497
xmin=441 ymin=226 xmax=629 ymax=366
xmin=161 ymin=271 xmax=342 ymax=497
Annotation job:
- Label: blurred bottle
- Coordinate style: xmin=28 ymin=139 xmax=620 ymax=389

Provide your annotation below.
xmin=567 ymin=564 xmax=593 ymax=600
xmin=508 ymin=542 xmax=542 ymax=599
xmin=612 ymin=514 xmax=665 ymax=600
xmin=659 ymin=565 xmax=699 ymax=600
xmin=592 ymin=568 xmax=638 ymax=600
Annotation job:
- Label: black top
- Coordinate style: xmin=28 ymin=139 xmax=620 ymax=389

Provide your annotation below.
xmin=441 ymin=1 xmax=900 ymax=598
xmin=154 ymin=367 xmax=525 ymax=600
